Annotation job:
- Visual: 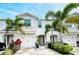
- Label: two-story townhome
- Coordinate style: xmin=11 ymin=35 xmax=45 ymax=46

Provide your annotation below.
xmin=62 ymin=22 xmax=79 ymax=47
xmin=61 ymin=23 xmax=77 ymax=46
xmin=0 ymin=13 xmax=53 ymax=49
xmin=45 ymin=12 xmax=79 ymax=47
xmin=61 ymin=13 xmax=79 ymax=47
xmin=0 ymin=13 xmax=79 ymax=49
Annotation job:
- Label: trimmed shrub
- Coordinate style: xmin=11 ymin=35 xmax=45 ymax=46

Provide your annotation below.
xmin=51 ymin=43 xmax=58 ymax=50
xmin=60 ymin=45 xmax=73 ymax=54
xmin=48 ymin=42 xmax=73 ymax=54
xmin=4 ymin=48 xmax=13 ymax=55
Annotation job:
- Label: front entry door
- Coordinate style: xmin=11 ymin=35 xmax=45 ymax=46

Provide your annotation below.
xmin=38 ymin=35 xmax=45 ymax=46
xmin=7 ymin=35 xmax=14 ymax=45
xmin=50 ymin=35 xmax=58 ymax=43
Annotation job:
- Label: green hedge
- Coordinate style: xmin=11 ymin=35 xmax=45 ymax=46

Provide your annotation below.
xmin=48 ymin=42 xmax=73 ymax=54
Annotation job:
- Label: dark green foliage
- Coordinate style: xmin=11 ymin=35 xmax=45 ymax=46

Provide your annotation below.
xmin=48 ymin=43 xmax=52 ymax=48
xmin=45 ymin=24 xmax=51 ymax=35
xmin=45 ymin=3 xmax=79 ymax=34
xmin=35 ymin=42 xmax=39 ymax=48
xmin=6 ymin=18 xmax=13 ymax=32
xmin=45 ymin=11 xmax=56 ymax=20
xmin=6 ymin=16 xmax=25 ymax=34
xmin=48 ymin=42 xmax=73 ymax=54
xmin=62 ymin=3 xmax=79 ymax=20
xmin=60 ymin=45 xmax=73 ymax=54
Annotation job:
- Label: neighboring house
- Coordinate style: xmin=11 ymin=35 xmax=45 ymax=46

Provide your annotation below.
xmin=0 ymin=13 xmax=79 ymax=49
xmin=0 ymin=13 xmax=52 ymax=49
xmin=61 ymin=23 xmax=77 ymax=46
xmin=46 ymin=12 xmax=79 ymax=47
xmin=61 ymin=13 xmax=79 ymax=47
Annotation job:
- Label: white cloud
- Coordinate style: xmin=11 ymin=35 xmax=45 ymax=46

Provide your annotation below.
xmin=0 ymin=8 xmax=19 ymax=15
xmin=29 ymin=3 xmax=43 ymax=13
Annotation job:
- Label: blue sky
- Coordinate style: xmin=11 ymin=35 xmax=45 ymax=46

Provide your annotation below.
xmin=0 ymin=3 xmax=79 ymax=19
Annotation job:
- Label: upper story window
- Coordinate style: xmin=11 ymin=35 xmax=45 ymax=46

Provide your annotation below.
xmin=69 ymin=25 xmax=72 ymax=28
xmin=66 ymin=24 xmax=72 ymax=29
xmin=38 ymin=21 xmax=42 ymax=28
xmin=68 ymin=24 xmax=77 ymax=29
xmin=24 ymin=19 xmax=31 ymax=27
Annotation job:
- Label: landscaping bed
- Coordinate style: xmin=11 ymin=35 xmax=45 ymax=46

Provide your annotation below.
xmin=48 ymin=42 xmax=74 ymax=55
xmin=2 ymin=39 xmax=22 ymax=55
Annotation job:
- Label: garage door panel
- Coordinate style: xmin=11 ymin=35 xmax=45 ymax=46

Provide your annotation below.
xmin=21 ymin=35 xmax=35 ymax=48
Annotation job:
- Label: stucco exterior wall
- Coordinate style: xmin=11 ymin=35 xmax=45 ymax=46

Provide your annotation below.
xmin=62 ymin=34 xmax=77 ymax=46
xmin=0 ymin=13 xmax=78 ymax=47
xmin=0 ymin=34 xmax=4 ymax=42
xmin=13 ymin=33 xmax=36 ymax=48
xmin=36 ymin=20 xmax=45 ymax=35
xmin=18 ymin=15 xmax=38 ymax=32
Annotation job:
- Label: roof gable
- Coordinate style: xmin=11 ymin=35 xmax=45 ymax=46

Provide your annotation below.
xmin=17 ymin=13 xmax=38 ymax=19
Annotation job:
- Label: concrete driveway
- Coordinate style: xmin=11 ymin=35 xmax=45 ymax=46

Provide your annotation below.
xmin=14 ymin=47 xmax=61 ymax=55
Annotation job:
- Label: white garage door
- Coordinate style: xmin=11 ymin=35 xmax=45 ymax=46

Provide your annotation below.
xmin=21 ymin=34 xmax=35 ymax=48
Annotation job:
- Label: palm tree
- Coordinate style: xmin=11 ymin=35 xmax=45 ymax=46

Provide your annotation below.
xmin=65 ymin=15 xmax=79 ymax=24
xmin=6 ymin=18 xmax=13 ymax=33
xmin=52 ymin=19 xmax=68 ymax=33
xmin=13 ymin=16 xmax=25 ymax=34
xmin=5 ymin=16 xmax=25 ymax=48
xmin=45 ymin=24 xmax=51 ymax=35
xmin=6 ymin=16 xmax=25 ymax=34
xmin=65 ymin=15 xmax=79 ymax=31
xmin=45 ymin=3 xmax=79 ymax=43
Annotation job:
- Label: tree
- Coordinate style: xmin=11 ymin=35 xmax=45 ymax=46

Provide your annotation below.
xmin=65 ymin=15 xmax=79 ymax=24
xmin=52 ymin=19 xmax=68 ymax=33
xmin=45 ymin=3 xmax=79 ymax=43
xmin=6 ymin=16 xmax=25 ymax=34
xmin=65 ymin=15 xmax=79 ymax=30
xmin=5 ymin=16 xmax=25 ymax=48
xmin=45 ymin=24 xmax=51 ymax=35
xmin=6 ymin=18 xmax=13 ymax=33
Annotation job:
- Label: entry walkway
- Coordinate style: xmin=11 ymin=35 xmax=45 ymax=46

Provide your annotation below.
xmin=72 ymin=47 xmax=79 ymax=55
xmin=15 ymin=47 xmax=61 ymax=55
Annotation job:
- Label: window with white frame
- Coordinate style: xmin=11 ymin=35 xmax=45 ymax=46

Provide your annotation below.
xmin=24 ymin=19 xmax=31 ymax=27
xmin=38 ymin=21 xmax=42 ymax=28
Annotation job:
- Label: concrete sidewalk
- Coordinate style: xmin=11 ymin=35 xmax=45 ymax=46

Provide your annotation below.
xmin=14 ymin=47 xmax=62 ymax=55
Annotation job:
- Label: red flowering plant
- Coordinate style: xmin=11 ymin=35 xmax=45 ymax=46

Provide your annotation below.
xmin=13 ymin=39 xmax=22 ymax=52
xmin=14 ymin=39 xmax=22 ymax=45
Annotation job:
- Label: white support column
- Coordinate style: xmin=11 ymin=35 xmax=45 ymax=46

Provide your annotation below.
xmin=5 ymin=34 xmax=8 ymax=48
xmin=73 ymin=33 xmax=77 ymax=47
